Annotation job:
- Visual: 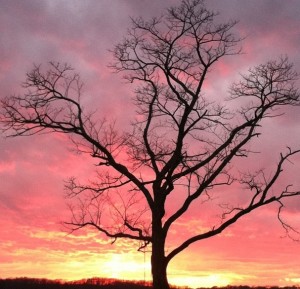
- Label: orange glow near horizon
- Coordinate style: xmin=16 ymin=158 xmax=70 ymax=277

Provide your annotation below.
xmin=1 ymin=154 xmax=300 ymax=289
xmin=2 ymin=221 xmax=300 ymax=288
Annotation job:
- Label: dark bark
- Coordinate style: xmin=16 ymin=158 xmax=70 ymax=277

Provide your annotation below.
xmin=151 ymin=252 xmax=169 ymax=289
xmin=151 ymin=200 xmax=169 ymax=289
xmin=151 ymin=225 xmax=169 ymax=289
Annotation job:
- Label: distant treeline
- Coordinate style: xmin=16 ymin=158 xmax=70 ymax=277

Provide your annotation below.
xmin=0 ymin=277 xmax=151 ymax=289
xmin=0 ymin=277 xmax=299 ymax=289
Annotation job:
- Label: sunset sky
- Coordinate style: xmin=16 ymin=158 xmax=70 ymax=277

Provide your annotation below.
xmin=1 ymin=0 xmax=300 ymax=288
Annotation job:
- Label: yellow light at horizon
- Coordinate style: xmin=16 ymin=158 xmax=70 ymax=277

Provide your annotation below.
xmin=168 ymin=274 xmax=231 ymax=289
xmin=102 ymin=253 xmax=151 ymax=281
xmin=285 ymin=277 xmax=300 ymax=283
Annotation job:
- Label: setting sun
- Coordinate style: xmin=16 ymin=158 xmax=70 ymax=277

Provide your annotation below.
xmin=102 ymin=253 xmax=149 ymax=280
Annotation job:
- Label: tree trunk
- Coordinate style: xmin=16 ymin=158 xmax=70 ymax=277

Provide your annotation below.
xmin=151 ymin=237 xmax=169 ymax=289
xmin=151 ymin=209 xmax=170 ymax=289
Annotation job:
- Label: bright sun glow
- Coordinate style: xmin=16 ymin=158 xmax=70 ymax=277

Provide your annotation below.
xmin=169 ymin=274 xmax=231 ymax=288
xmin=102 ymin=253 xmax=150 ymax=281
xmin=285 ymin=277 xmax=300 ymax=283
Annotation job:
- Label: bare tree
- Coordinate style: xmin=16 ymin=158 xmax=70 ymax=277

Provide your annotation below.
xmin=1 ymin=1 xmax=300 ymax=288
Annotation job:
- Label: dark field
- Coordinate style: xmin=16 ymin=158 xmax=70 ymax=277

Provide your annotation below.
xmin=0 ymin=278 xmax=299 ymax=289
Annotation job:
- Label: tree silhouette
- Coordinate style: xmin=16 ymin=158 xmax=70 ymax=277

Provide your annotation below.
xmin=1 ymin=1 xmax=300 ymax=288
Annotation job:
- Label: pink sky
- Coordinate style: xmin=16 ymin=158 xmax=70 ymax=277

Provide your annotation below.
xmin=1 ymin=1 xmax=300 ymax=288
